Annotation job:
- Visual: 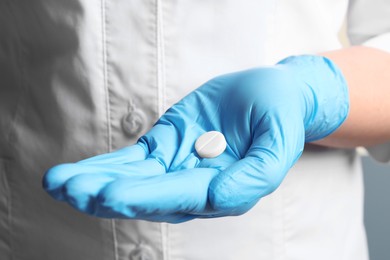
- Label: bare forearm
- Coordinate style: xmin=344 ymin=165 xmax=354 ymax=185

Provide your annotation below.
xmin=314 ymin=46 xmax=390 ymax=148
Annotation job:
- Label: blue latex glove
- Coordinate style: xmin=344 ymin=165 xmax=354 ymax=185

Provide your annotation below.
xmin=43 ymin=55 xmax=349 ymax=223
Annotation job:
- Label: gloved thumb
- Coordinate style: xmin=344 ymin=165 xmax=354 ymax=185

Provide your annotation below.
xmin=208 ymin=119 xmax=305 ymax=216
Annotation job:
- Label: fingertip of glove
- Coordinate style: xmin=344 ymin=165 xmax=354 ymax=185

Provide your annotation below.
xmin=208 ymin=171 xmax=267 ymax=216
xmin=42 ymin=163 xmax=76 ymax=199
xmin=208 ymin=182 xmax=248 ymax=215
xmin=208 ymin=191 xmax=254 ymax=217
xmin=94 ymin=182 xmax=136 ymax=218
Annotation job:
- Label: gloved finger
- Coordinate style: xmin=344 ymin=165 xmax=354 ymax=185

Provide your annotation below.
xmin=141 ymin=118 xmax=205 ymax=172
xmin=93 ymin=168 xmax=220 ymax=220
xmin=208 ymin=118 xmax=305 ymax=215
xmin=166 ymin=126 xmax=204 ymax=171
xmin=190 ymin=201 xmax=255 ymax=219
xmin=114 ymin=211 xmax=198 ymax=224
xmin=62 ymin=172 xmax=128 ymax=213
xmin=43 ymin=159 xmax=166 ymax=200
xmin=62 ymin=170 xmax=166 ymax=214
xmin=92 ymin=210 xmax=198 ymax=224
xmin=77 ymin=144 xmax=148 ymax=165
xmin=139 ymin=123 xmax=181 ymax=171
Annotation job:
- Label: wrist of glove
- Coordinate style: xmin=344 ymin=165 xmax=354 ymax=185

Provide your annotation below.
xmin=43 ymin=55 xmax=349 ymax=223
xmin=277 ymin=55 xmax=349 ymax=142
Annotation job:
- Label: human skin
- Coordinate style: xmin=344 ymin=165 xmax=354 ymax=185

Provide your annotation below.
xmin=315 ymin=46 xmax=390 ymax=148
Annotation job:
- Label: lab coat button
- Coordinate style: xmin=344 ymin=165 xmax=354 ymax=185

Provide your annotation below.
xmin=128 ymin=245 xmax=155 ymax=260
xmin=122 ymin=109 xmax=146 ymax=137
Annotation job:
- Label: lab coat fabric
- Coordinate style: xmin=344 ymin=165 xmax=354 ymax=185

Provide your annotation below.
xmin=0 ymin=1 xmax=389 ymax=260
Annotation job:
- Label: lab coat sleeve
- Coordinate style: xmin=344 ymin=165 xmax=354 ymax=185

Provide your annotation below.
xmin=365 ymin=143 xmax=390 ymax=164
xmin=348 ymin=0 xmax=390 ymax=163
xmin=347 ymin=0 xmax=390 ymax=53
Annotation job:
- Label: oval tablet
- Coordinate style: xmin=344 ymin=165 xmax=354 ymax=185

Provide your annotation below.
xmin=195 ymin=131 xmax=227 ymax=158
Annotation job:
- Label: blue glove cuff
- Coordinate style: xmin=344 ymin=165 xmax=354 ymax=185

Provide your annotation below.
xmin=277 ymin=55 xmax=350 ymax=142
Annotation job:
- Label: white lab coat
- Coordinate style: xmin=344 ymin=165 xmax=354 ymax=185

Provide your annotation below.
xmin=1 ymin=1 xmax=389 ymax=260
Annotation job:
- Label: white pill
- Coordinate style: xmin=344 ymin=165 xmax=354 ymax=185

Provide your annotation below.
xmin=195 ymin=131 xmax=227 ymax=158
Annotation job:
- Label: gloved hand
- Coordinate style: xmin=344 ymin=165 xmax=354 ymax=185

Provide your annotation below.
xmin=43 ymin=55 xmax=349 ymax=223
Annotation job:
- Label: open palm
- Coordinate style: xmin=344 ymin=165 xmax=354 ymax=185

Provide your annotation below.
xmin=43 ymin=56 xmax=349 ymax=223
